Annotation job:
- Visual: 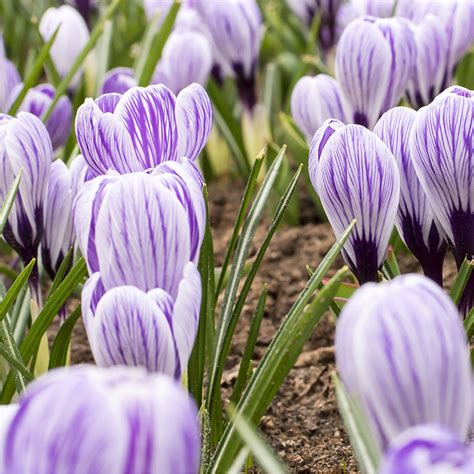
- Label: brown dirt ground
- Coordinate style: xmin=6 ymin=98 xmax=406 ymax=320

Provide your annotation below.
xmin=59 ymin=177 xmax=459 ymax=473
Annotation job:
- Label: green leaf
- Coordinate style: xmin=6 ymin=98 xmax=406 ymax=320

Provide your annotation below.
xmin=49 ymin=306 xmax=82 ymax=369
xmin=464 ymin=307 xmax=474 ymax=339
xmin=450 ymin=258 xmax=474 ymax=305
xmin=1 ymin=258 xmax=87 ymax=403
xmin=215 ymin=153 xmax=265 ymax=297
xmin=48 ymin=248 xmax=73 ymax=298
xmin=207 ymin=79 xmax=250 ymax=179
xmin=0 ymin=259 xmax=36 ymax=322
xmin=7 ymin=28 xmax=60 ymax=116
xmin=334 ymin=375 xmax=381 ymax=474
xmin=0 ymin=171 xmax=22 ymax=233
xmin=188 ymin=186 xmax=216 ymax=407
xmin=227 ymin=406 xmax=287 ymax=474
xmin=42 ymin=0 xmax=121 ymax=123
xmin=279 ymin=112 xmax=308 ymax=161
xmin=94 ymin=19 xmax=114 ymax=95
xmin=381 ymin=247 xmax=401 ymax=280
xmin=206 ymin=146 xmax=286 ymax=440
xmin=208 ymin=264 xmax=351 ymax=473
xmin=230 ymin=286 xmax=267 ymax=405
xmin=456 ymin=49 xmax=474 ymax=89
xmin=137 ymin=2 xmax=181 ymax=86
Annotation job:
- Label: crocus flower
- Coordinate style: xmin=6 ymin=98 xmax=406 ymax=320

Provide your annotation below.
xmin=315 ymin=124 xmax=400 ymax=283
xmin=8 ymin=83 xmax=73 ymax=150
xmin=291 ymin=75 xmax=351 ymax=141
xmin=75 ymin=83 xmax=212 ymax=176
xmin=380 ymin=424 xmax=474 ymax=474
xmin=405 ymin=15 xmax=449 ymax=109
xmin=0 ymin=37 xmax=21 ymax=111
xmin=42 ymin=156 xmax=87 ymax=280
xmin=335 ymin=16 xmax=416 ymax=129
xmin=410 ymin=86 xmax=473 ymax=314
xmin=2 ymin=366 xmax=201 ymax=474
xmin=194 ymin=0 xmax=263 ymax=110
xmin=100 ymin=67 xmax=137 ymax=95
xmin=286 ymin=0 xmax=344 ymax=51
xmin=336 ymin=274 xmax=472 ymax=452
xmin=152 ymin=30 xmax=213 ymax=95
xmin=0 ymin=113 xmax=52 ymax=299
xmin=39 ymin=5 xmax=90 ymax=90
xmin=0 ymin=404 xmax=17 ymax=470
xmin=66 ymin=0 xmax=97 ymax=23
xmin=374 ymin=107 xmax=446 ymax=284
xmin=75 ymin=170 xmax=204 ymax=377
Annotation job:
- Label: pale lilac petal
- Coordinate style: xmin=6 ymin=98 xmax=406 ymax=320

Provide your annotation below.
xmin=406 ymin=15 xmax=449 ymax=109
xmin=153 ymin=31 xmax=213 ymax=95
xmin=336 ymin=18 xmax=391 ymax=128
xmin=291 ymin=75 xmax=351 ymax=141
xmin=0 ymin=404 xmax=19 ymax=472
xmin=380 ymin=424 xmax=473 ymax=474
xmin=81 ymin=272 xmax=105 ymax=334
xmin=316 ymin=124 xmax=400 ymax=283
xmin=308 ymin=118 xmax=345 ymax=191
xmin=374 ymin=107 xmax=446 ymax=283
xmin=176 ymin=83 xmax=213 ymax=162
xmin=101 ymin=67 xmax=137 ymax=95
xmin=95 ymin=173 xmax=191 ymax=295
xmin=336 ymin=274 xmax=472 ymax=451
xmin=114 ymin=85 xmax=179 ymax=168
xmin=90 ymin=286 xmax=177 ymax=375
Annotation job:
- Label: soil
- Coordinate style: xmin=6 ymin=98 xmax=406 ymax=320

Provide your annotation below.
xmin=60 ymin=177 xmax=459 ymax=473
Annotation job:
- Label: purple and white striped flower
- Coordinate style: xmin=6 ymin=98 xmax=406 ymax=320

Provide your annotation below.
xmin=2 ymin=366 xmax=201 ymax=474
xmin=75 ymin=83 xmax=213 ymax=176
xmin=405 ymin=15 xmax=449 ymax=109
xmin=42 ymin=156 xmax=87 ymax=279
xmin=380 ymin=424 xmax=474 ymax=474
xmin=336 ymin=274 xmax=472 ymax=451
xmin=152 ymin=30 xmax=213 ymax=95
xmin=374 ymin=107 xmax=446 ymax=284
xmin=74 ymin=170 xmax=204 ymax=376
xmin=8 ymin=83 xmax=73 ymax=150
xmin=315 ymin=124 xmax=400 ymax=283
xmin=410 ymin=86 xmax=473 ymax=314
xmin=39 ymin=5 xmax=90 ymax=90
xmin=286 ymin=0 xmax=344 ymax=51
xmin=291 ymin=75 xmax=351 ymax=141
xmin=335 ymin=16 xmax=416 ymax=129
xmin=0 ymin=113 xmax=52 ymax=267
xmin=194 ymin=0 xmax=263 ymax=109
xmin=100 ymin=67 xmax=137 ymax=95
xmin=0 ymin=37 xmax=21 ymax=112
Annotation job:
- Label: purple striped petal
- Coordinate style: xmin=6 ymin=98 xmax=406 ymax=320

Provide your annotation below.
xmin=0 ymin=112 xmax=52 ymax=262
xmin=81 ymin=271 xmax=105 ymax=334
xmin=101 ymin=67 xmax=137 ymax=95
xmin=374 ymin=107 xmax=446 ymax=284
xmin=89 ymin=285 xmax=177 ymax=375
xmin=380 ymin=424 xmax=473 ymax=474
xmin=176 ymin=83 xmax=213 ymax=162
xmin=336 ymin=17 xmax=416 ymax=128
xmin=95 ymin=173 xmax=191 ymax=296
xmin=308 ymin=118 xmax=345 ymax=191
xmin=406 ymin=15 xmax=449 ymax=109
xmin=336 ymin=274 xmax=472 ymax=451
xmin=0 ymin=404 xmax=19 ymax=471
xmin=39 ymin=6 xmax=90 ymax=89
xmin=153 ymin=31 xmax=213 ymax=95
xmin=315 ymin=124 xmax=400 ymax=283
xmin=291 ymin=75 xmax=351 ymax=141
xmin=4 ymin=366 xmax=200 ymax=474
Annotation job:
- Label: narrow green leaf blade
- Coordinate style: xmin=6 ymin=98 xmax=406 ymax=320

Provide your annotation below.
xmin=49 ymin=306 xmax=81 ymax=369
xmin=450 ymin=258 xmax=474 ymax=304
xmin=0 ymin=171 xmax=22 ymax=233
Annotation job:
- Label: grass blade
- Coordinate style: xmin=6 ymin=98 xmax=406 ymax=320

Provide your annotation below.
xmin=228 ymin=406 xmax=287 ymax=474
xmin=42 ymin=0 xmax=121 ymax=123
xmin=137 ymin=2 xmax=181 ymax=86
xmin=49 ymin=306 xmax=82 ymax=369
xmin=450 ymin=258 xmax=474 ymax=304
xmin=0 ymin=172 xmax=22 ymax=233
xmin=206 ymin=146 xmax=286 ymax=440
xmin=209 ymin=265 xmax=351 ymax=472
xmin=7 ymin=28 xmax=60 ymax=116
xmin=334 ymin=375 xmax=381 ymax=474
xmin=464 ymin=307 xmax=474 ymax=339
xmin=230 ymin=286 xmax=267 ymax=405
xmin=215 ymin=152 xmax=265 ymax=297
xmin=0 ymin=259 xmax=36 ymax=322
xmin=188 ymin=186 xmax=215 ymax=407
